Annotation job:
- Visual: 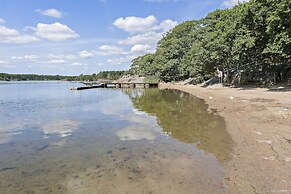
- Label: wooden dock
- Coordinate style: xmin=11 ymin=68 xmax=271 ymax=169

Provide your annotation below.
xmin=71 ymin=82 xmax=159 ymax=90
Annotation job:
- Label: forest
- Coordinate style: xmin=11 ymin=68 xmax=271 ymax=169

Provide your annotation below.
xmin=129 ymin=0 xmax=291 ymax=85
xmin=0 ymin=73 xmax=72 ymax=81
xmin=0 ymin=71 xmax=128 ymax=81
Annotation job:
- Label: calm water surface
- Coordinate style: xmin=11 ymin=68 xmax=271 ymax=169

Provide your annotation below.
xmin=0 ymin=81 xmax=233 ymax=194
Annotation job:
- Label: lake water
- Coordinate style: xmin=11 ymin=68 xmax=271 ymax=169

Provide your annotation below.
xmin=0 ymin=81 xmax=233 ymax=194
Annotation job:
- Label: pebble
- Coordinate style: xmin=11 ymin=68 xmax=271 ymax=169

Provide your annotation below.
xmin=284 ymin=157 xmax=291 ymax=162
xmin=256 ymin=139 xmax=272 ymax=144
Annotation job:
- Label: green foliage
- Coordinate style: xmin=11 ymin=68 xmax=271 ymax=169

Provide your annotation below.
xmin=95 ymin=71 xmax=128 ymax=80
xmin=129 ymin=0 xmax=291 ymax=84
xmin=0 ymin=71 xmax=128 ymax=81
xmin=0 ymin=73 xmax=73 ymax=81
xmin=144 ymin=76 xmax=160 ymax=83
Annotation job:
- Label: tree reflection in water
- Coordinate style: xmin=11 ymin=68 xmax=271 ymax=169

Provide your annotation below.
xmin=125 ymin=88 xmax=234 ymax=163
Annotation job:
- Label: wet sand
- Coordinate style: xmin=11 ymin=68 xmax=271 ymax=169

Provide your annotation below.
xmin=160 ymin=83 xmax=291 ymax=193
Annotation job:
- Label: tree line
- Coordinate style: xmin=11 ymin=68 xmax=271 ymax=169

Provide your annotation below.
xmin=0 ymin=73 xmax=72 ymax=81
xmin=129 ymin=0 xmax=291 ymax=85
xmin=0 ymin=71 xmax=128 ymax=81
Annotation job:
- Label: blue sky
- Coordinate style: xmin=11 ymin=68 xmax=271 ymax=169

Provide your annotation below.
xmin=0 ymin=0 xmax=248 ymax=75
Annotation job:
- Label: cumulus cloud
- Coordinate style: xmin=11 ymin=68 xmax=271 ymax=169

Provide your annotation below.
xmin=11 ymin=55 xmax=38 ymax=60
xmin=79 ymin=45 xmax=126 ymax=58
xmin=113 ymin=15 xmax=158 ymax=33
xmin=79 ymin=50 xmax=95 ymax=58
xmin=222 ymin=0 xmax=249 ymax=7
xmin=119 ymin=31 xmax=163 ymax=45
xmin=33 ymin=22 xmax=79 ymax=41
xmin=69 ymin=62 xmax=87 ymax=66
xmin=114 ymin=15 xmax=177 ymax=33
xmin=153 ymin=19 xmax=178 ymax=32
xmin=0 ymin=26 xmax=39 ymax=44
xmin=0 ymin=21 xmax=79 ymax=44
xmin=106 ymin=55 xmax=136 ymax=65
xmin=98 ymin=45 xmax=126 ymax=54
xmin=99 ymin=45 xmax=122 ymax=52
xmin=0 ymin=18 xmax=5 ymax=23
xmin=48 ymin=54 xmax=77 ymax=60
xmin=0 ymin=60 xmax=7 ymax=64
xmin=0 ymin=26 xmax=18 ymax=36
xmin=131 ymin=44 xmax=152 ymax=53
xmin=36 ymin=9 xmax=63 ymax=18
xmin=45 ymin=59 xmax=68 ymax=64
xmin=115 ymin=15 xmax=177 ymax=54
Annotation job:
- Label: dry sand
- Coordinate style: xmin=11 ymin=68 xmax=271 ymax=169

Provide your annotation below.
xmin=160 ymin=83 xmax=291 ymax=193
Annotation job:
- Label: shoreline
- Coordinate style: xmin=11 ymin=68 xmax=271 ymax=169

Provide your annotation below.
xmin=160 ymin=83 xmax=291 ymax=193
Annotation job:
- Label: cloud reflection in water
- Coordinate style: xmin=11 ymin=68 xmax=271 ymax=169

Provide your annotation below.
xmin=42 ymin=120 xmax=80 ymax=138
xmin=0 ymin=123 xmax=24 ymax=144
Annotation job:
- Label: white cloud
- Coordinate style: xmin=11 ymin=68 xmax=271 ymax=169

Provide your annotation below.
xmin=99 ymin=45 xmax=123 ymax=52
xmin=11 ymin=55 xmax=38 ymax=60
xmin=98 ymin=45 xmax=126 ymax=55
xmin=24 ymin=55 xmax=37 ymax=60
xmin=113 ymin=15 xmax=158 ymax=33
xmin=113 ymin=15 xmax=177 ymax=33
xmin=0 ymin=26 xmax=39 ymax=44
xmin=79 ymin=45 xmax=126 ymax=58
xmin=0 ymin=21 xmax=78 ymax=44
xmin=106 ymin=55 xmax=136 ymax=65
xmin=115 ymin=15 xmax=177 ymax=54
xmin=0 ymin=35 xmax=39 ymax=44
xmin=131 ymin=44 xmax=152 ymax=53
xmin=45 ymin=59 xmax=68 ymax=64
xmin=153 ymin=19 xmax=178 ymax=32
xmin=48 ymin=54 xmax=77 ymax=60
xmin=222 ymin=0 xmax=249 ymax=7
xmin=33 ymin=22 xmax=79 ymax=41
xmin=0 ymin=18 xmax=5 ymax=24
xmin=79 ymin=50 xmax=94 ymax=58
xmin=36 ymin=9 xmax=63 ymax=18
xmin=96 ymin=63 xmax=105 ymax=66
xmin=11 ymin=56 xmax=22 ymax=60
xmin=119 ymin=31 xmax=163 ymax=45
xmin=0 ymin=61 xmax=15 ymax=68
xmin=69 ymin=62 xmax=87 ymax=66
xmin=0 ymin=26 xmax=18 ymax=36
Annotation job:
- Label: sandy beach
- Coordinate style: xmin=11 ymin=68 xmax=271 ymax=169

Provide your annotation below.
xmin=160 ymin=83 xmax=291 ymax=193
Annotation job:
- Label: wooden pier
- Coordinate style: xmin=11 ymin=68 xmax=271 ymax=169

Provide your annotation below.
xmin=71 ymin=82 xmax=159 ymax=90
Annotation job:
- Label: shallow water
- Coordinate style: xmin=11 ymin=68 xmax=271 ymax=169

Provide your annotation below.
xmin=0 ymin=81 xmax=233 ymax=194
